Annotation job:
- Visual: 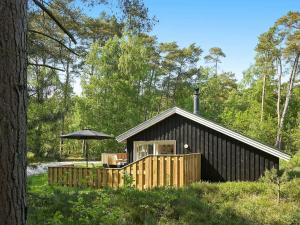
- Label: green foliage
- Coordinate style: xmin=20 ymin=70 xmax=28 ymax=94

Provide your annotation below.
xmin=27 ymin=151 xmax=35 ymax=163
xmin=281 ymin=150 xmax=300 ymax=180
xmin=27 ymin=9 xmax=300 ymax=161
xmin=79 ymin=34 xmax=203 ymax=154
xmin=123 ymin=172 xmax=135 ymax=188
xmin=27 ymin=174 xmax=300 ymax=225
xmin=27 ymin=0 xmax=158 ymax=160
xmin=200 ymin=72 xmax=237 ymax=122
xmin=25 ymin=7 xmax=300 ymax=225
xmin=260 ymin=168 xmax=290 ymax=203
xmin=204 ymin=47 xmax=226 ymax=75
xmin=221 ymin=81 xmax=277 ymax=145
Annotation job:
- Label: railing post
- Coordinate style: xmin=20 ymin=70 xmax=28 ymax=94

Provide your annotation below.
xmin=144 ymin=157 xmax=149 ymax=189
xmin=179 ymin=156 xmax=184 ymax=187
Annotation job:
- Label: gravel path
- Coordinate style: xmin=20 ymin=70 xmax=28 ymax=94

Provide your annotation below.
xmin=27 ymin=161 xmax=101 ymax=176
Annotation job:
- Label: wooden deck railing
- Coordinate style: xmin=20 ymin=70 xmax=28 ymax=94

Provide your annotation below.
xmin=48 ymin=153 xmax=201 ymax=190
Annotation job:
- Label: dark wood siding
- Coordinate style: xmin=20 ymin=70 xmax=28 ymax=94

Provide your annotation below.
xmin=127 ymin=114 xmax=279 ymax=181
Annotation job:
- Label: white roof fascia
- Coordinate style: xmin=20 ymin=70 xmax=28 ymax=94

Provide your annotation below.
xmin=116 ymin=108 xmax=176 ymax=142
xmin=116 ymin=107 xmax=290 ymax=161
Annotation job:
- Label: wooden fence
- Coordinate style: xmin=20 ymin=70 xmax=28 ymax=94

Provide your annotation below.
xmin=48 ymin=153 xmax=201 ymax=190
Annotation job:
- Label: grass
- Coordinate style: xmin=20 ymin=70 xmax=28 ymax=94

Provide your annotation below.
xmin=27 ymin=173 xmax=50 ymax=193
xmin=27 ymin=173 xmax=300 ymax=225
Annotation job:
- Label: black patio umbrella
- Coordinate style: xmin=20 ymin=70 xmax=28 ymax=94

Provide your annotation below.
xmin=61 ymin=128 xmax=114 ymax=167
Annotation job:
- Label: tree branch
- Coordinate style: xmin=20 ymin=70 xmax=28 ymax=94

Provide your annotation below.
xmin=29 ymin=29 xmax=79 ymax=56
xmin=28 ymin=62 xmax=65 ymax=72
xmin=32 ymin=0 xmax=77 ymax=44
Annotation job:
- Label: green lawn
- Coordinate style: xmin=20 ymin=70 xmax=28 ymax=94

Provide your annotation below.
xmin=27 ymin=173 xmax=300 ymax=225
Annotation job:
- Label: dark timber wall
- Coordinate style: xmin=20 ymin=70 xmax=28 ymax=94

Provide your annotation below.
xmin=126 ymin=114 xmax=279 ymax=181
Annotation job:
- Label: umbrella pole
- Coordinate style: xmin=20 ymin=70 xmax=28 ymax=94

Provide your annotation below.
xmin=86 ymin=141 xmax=88 ymax=168
xmin=59 ymin=134 xmax=63 ymax=159
xmin=82 ymin=140 xmax=85 ymax=155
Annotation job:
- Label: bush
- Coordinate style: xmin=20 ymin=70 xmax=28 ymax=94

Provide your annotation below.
xmin=27 ymin=151 xmax=35 ymax=163
xmin=27 ymin=174 xmax=300 ymax=225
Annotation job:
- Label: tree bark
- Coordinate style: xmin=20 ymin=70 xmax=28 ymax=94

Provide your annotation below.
xmin=275 ymin=54 xmax=299 ymax=149
xmin=276 ymin=58 xmax=282 ymax=133
xmin=260 ymin=73 xmax=266 ymax=122
xmin=0 ymin=0 xmax=27 ymax=224
xmin=60 ymin=56 xmax=71 ymax=158
xmin=33 ymin=59 xmax=42 ymax=157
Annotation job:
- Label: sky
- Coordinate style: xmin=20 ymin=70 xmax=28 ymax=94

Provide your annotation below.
xmin=74 ymin=0 xmax=299 ymax=94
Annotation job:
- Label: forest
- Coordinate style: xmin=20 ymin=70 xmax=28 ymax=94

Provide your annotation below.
xmin=27 ymin=0 xmax=300 ymax=161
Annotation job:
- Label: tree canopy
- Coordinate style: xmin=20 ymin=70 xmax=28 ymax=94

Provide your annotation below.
xmin=26 ymin=7 xmax=300 ymax=160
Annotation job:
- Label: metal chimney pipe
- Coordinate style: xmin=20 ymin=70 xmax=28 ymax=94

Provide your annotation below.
xmin=193 ymin=88 xmax=200 ymax=115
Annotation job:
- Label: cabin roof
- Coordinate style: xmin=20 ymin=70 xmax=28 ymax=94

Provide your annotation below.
xmin=116 ymin=107 xmax=290 ymax=161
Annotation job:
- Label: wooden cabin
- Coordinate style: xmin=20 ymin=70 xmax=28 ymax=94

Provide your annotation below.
xmin=116 ymin=89 xmax=290 ymax=182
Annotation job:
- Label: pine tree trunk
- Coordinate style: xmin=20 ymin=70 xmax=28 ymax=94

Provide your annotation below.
xmin=260 ymin=73 xmax=266 ymax=122
xmin=0 ymin=0 xmax=27 ymax=224
xmin=275 ymin=54 xmax=299 ymax=149
xmin=276 ymin=58 xmax=282 ymax=140
xmin=165 ymin=73 xmax=172 ymax=107
xmin=60 ymin=58 xmax=71 ymax=158
xmin=33 ymin=61 xmax=42 ymax=157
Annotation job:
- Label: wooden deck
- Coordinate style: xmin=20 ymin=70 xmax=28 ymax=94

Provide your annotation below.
xmin=101 ymin=153 xmax=127 ymax=166
xmin=48 ymin=153 xmax=201 ymax=190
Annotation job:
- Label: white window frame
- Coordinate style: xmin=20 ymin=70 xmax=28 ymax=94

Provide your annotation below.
xmin=133 ymin=140 xmax=176 ymax=161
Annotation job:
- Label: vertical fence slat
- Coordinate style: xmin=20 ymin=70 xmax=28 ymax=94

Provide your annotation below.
xmin=108 ymin=169 xmax=112 ymax=187
xmin=125 ymin=165 xmax=130 ymax=188
xmin=101 ymin=169 xmax=106 ymax=187
xmin=132 ymin=163 xmax=137 ymax=188
xmin=166 ymin=156 xmax=171 ymax=186
xmin=68 ymin=167 xmax=72 ymax=186
xmin=78 ymin=168 xmax=82 ymax=187
xmin=189 ymin=155 xmax=191 ymax=183
xmin=138 ymin=160 xmax=143 ymax=190
xmin=90 ymin=169 xmax=94 ymax=187
xmin=160 ymin=156 xmax=164 ymax=187
xmin=144 ymin=157 xmax=149 ymax=189
xmin=184 ymin=156 xmax=187 ymax=185
xmin=149 ymin=157 xmax=153 ymax=189
xmin=89 ymin=169 xmax=93 ymax=187
xmin=74 ymin=168 xmax=77 ymax=187
xmin=97 ymin=169 xmax=102 ymax=188
xmin=63 ymin=168 xmax=67 ymax=186
xmin=47 ymin=154 xmax=201 ymax=190
xmin=119 ymin=169 xmax=124 ymax=187
xmin=180 ymin=156 xmax=185 ymax=187
xmin=153 ymin=156 xmax=158 ymax=187
xmin=113 ymin=170 xmax=118 ymax=188
xmin=48 ymin=168 xmax=52 ymax=185
xmin=59 ymin=167 xmax=63 ymax=185
xmin=82 ymin=168 xmax=86 ymax=186
xmin=173 ymin=157 xmax=178 ymax=187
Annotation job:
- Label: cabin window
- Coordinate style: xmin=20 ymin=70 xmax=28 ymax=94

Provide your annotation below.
xmin=133 ymin=140 xmax=176 ymax=161
xmin=135 ymin=143 xmax=153 ymax=160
